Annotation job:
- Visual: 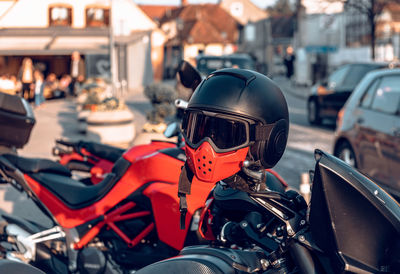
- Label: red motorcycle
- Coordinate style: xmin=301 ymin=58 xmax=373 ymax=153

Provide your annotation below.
xmin=0 ymin=139 xmax=214 ymax=273
xmin=0 ymin=63 xmax=287 ymax=274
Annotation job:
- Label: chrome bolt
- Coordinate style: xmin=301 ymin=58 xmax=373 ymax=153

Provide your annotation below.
xmin=300 ymin=220 xmax=306 ymax=226
xmin=260 ymin=259 xmax=269 ymax=270
xmin=287 ymin=228 xmax=294 ymax=236
xmin=241 ymin=222 xmax=248 ymax=228
xmin=299 ymin=235 xmax=305 ymax=242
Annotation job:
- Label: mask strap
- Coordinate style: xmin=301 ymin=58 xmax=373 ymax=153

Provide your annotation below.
xmin=178 ymin=161 xmax=194 ymax=229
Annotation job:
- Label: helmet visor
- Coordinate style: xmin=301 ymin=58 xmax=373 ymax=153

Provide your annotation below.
xmin=181 ymin=110 xmax=250 ymax=152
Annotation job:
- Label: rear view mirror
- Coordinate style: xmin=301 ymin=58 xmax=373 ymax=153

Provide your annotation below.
xmin=177 ymin=61 xmax=202 ymax=92
xmin=164 ymin=122 xmax=180 ymax=138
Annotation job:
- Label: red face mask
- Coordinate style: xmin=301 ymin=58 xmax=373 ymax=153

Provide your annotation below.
xmin=185 ymin=141 xmax=249 ymax=184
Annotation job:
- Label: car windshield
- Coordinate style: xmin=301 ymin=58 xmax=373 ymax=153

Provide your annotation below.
xmin=197 ymin=55 xmax=255 ymax=76
xmin=342 ymin=64 xmax=383 ymax=89
xmin=227 ymin=57 xmax=255 ymax=70
xmin=197 ymin=58 xmax=224 ymax=75
xmin=328 ymin=65 xmax=349 ymax=89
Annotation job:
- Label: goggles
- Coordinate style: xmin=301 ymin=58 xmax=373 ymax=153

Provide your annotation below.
xmin=182 ymin=110 xmax=272 ymax=153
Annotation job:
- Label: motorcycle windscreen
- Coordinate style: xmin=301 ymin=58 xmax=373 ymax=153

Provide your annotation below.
xmin=309 ymin=150 xmax=400 ymax=273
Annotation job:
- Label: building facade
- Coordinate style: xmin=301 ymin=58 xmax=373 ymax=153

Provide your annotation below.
xmin=0 ymin=0 xmax=157 ymax=90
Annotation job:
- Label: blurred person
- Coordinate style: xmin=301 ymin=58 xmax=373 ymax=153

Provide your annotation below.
xmin=18 ymin=57 xmax=34 ymax=101
xmin=283 ymin=46 xmax=295 ymax=79
xmin=10 ymin=75 xmax=20 ymax=93
xmin=69 ymin=51 xmax=85 ymax=96
xmin=0 ymin=74 xmax=17 ymax=95
xmin=59 ymin=74 xmax=72 ymax=95
xmin=33 ymin=70 xmax=44 ymax=107
xmin=43 ymin=73 xmax=59 ymax=99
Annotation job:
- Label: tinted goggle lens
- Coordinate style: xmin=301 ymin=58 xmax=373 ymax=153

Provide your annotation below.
xmin=182 ymin=111 xmax=248 ymax=150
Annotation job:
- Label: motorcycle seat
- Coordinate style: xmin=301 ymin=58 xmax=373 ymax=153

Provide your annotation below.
xmin=79 ymin=141 xmax=125 ymax=162
xmin=28 ymin=157 xmax=131 ymax=209
xmin=3 ymin=153 xmax=71 ymax=177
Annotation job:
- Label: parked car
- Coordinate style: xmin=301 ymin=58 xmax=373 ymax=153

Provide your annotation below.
xmin=333 ymin=68 xmax=400 ymax=199
xmin=307 ymin=62 xmax=388 ymax=125
xmin=196 ymin=54 xmax=255 ymax=76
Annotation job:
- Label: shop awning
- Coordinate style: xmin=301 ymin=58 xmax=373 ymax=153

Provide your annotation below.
xmin=0 ymin=28 xmax=110 ymax=55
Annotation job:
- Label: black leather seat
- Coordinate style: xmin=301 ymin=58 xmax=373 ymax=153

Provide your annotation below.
xmin=3 ymin=154 xmax=131 ymax=209
xmin=3 ymin=154 xmax=71 ymax=176
xmin=79 ymin=141 xmax=125 ymax=162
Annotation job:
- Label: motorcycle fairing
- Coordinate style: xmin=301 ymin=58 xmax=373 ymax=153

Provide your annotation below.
xmin=22 ymin=151 xmax=185 ymax=228
xmin=57 ymin=140 xmax=176 ymax=184
xmin=309 ymin=149 xmax=400 ymax=273
xmin=143 ymin=176 xmax=212 ymax=250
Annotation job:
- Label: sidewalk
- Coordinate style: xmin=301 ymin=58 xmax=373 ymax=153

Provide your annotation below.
xmin=0 ymin=89 xmax=154 ymax=225
xmin=21 ymin=89 xmax=153 ymax=159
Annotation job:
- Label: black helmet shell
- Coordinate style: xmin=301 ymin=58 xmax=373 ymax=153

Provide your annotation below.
xmin=186 ymin=68 xmax=289 ymax=168
xmin=188 ymin=69 xmax=288 ymax=125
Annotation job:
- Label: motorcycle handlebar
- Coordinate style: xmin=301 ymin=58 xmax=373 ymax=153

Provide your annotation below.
xmin=55 ymin=139 xmax=78 ymax=147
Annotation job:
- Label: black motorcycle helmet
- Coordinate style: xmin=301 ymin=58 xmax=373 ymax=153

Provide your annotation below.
xmin=182 ymin=68 xmax=289 ymax=174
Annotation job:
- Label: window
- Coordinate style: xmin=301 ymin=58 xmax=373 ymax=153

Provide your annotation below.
xmin=328 ymin=65 xmax=349 ymax=90
xmin=370 ymin=75 xmax=400 ymax=115
xmin=360 ymin=78 xmax=380 ymax=108
xmin=343 ymin=64 xmax=382 ymax=89
xmin=86 ymin=7 xmax=110 ymax=27
xmin=49 ymin=5 xmax=72 ymax=27
xmin=244 ymin=24 xmax=255 ymax=42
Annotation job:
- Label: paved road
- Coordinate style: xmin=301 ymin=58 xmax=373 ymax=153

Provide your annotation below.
xmin=272 ymin=76 xmax=335 ymax=189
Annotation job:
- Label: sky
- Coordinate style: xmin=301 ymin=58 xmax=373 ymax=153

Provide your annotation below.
xmin=133 ymin=0 xmax=277 ymax=9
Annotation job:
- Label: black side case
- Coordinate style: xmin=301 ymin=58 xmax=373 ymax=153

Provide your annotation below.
xmin=0 ymin=93 xmax=35 ymax=148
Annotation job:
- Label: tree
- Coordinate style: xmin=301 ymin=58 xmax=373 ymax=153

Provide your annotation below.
xmin=331 ymin=0 xmax=400 ymax=60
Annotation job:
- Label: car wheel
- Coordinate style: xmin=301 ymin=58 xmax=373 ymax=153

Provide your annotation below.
xmin=336 ymin=141 xmax=357 ymax=168
xmin=307 ymin=100 xmax=321 ymax=125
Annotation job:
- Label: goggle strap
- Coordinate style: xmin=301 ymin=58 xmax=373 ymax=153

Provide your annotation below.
xmin=178 ymin=162 xmax=194 ymax=230
xmin=179 ymin=195 xmax=187 ymax=230
xmin=254 ymin=123 xmax=275 ymax=141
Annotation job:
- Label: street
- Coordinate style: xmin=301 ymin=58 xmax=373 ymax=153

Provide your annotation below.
xmin=272 ymin=76 xmax=335 ymax=189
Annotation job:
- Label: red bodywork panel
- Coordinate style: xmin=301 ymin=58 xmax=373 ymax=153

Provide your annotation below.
xmin=57 ymin=141 xmax=176 ymax=184
xmin=25 ymin=144 xmax=184 ymax=229
xmin=143 ymin=176 xmax=212 ymax=250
